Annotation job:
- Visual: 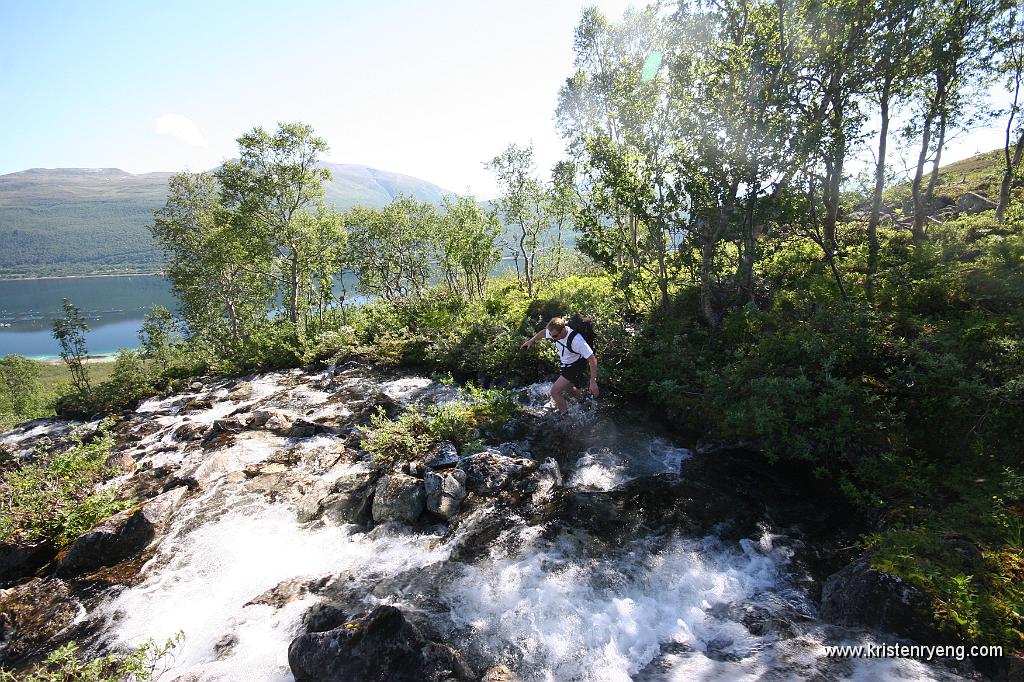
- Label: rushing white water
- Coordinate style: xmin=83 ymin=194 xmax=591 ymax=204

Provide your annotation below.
xmin=94 ymin=485 xmax=452 ymax=681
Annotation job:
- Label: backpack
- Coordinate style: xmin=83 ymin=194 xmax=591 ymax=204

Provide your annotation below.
xmin=565 ymin=313 xmax=596 ymax=352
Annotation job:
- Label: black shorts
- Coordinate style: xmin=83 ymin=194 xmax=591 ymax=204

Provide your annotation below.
xmin=559 ymin=358 xmax=588 ymax=388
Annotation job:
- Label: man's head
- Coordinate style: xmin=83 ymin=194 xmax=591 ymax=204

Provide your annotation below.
xmin=547 ymin=317 xmax=567 ymax=341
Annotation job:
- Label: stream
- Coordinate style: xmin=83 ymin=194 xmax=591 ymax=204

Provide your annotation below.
xmin=0 ymin=362 xmax=980 ymax=680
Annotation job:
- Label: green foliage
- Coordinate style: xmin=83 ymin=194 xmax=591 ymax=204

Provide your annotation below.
xmin=52 ymin=299 xmax=92 ymax=393
xmin=0 ymin=354 xmax=44 ymax=428
xmin=360 ymin=387 xmax=519 ymax=463
xmin=0 ymin=421 xmax=132 ymax=547
xmin=867 ymin=527 xmax=1024 ymax=650
xmin=0 ymin=632 xmax=184 ymax=682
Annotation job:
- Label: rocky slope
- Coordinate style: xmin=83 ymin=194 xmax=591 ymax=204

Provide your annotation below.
xmin=0 ymin=361 xmax=993 ymax=680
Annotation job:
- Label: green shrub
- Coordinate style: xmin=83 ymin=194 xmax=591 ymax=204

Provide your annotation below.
xmin=360 ymin=386 xmax=520 ymax=463
xmin=0 ymin=633 xmax=183 ymax=682
xmin=0 ymin=421 xmax=133 ymax=547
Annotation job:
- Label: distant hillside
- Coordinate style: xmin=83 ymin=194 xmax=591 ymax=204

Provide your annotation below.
xmin=0 ymin=164 xmax=454 ymax=278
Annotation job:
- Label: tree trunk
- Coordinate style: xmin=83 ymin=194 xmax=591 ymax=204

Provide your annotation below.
xmin=997 ymin=65 xmax=1024 ymax=222
xmin=925 ymin=106 xmax=948 ymax=206
xmin=868 ymin=79 xmax=892 ymax=301
xmin=288 ymin=254 xmax=300 ymax=323
xmin=912 ymin=78 xmax=943 ymax=240
xmin=997 ymin=130 xmax=1024 ymax=222
xmin=737 ymin=180 xmax=761 ymax=303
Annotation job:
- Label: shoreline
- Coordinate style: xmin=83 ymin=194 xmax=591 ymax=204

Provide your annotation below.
xmin=0 ymin=271 xmax=163 ymax=282
xmin=38 ymin=354 xmax=117 ymax=365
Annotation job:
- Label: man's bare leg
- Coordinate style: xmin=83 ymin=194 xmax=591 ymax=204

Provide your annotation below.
xmin=551 ymin=376 xmax=574 ymax=414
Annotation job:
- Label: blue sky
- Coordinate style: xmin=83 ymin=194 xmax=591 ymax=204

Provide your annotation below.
xmin=0 ymin=0 xmax=1014 ymax=198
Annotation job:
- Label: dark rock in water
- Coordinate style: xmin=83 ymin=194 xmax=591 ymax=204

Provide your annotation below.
xmin=288 ymin=604 xmax=474 ymax=682
xmin=561 ymin=473 xmax=761 ymax=543
xmin=55 ymin=486 xmax=188 ymax=578
xmin=213 ymin=632 xmax=239 ymax=658
xmin=458 ymin=450 xmax=537 ymax=496
xmin=372 ymin=473 xmax=426 ymax=524
xmin=303 ymin=602 xmax=349 ymax=633
xmin=0 ymin=577 xmax=78 ymax=664
xmin=820 ymin=555 xmax=935 ymax=642
xmin=425 ymin=469 xmax=467 ymax=518
xmin=0 ymin=539 xmax=54 ymax=585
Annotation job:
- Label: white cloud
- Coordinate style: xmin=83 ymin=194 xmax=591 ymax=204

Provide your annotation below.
xmin=154 ymin=113 xmax=209 ymax=147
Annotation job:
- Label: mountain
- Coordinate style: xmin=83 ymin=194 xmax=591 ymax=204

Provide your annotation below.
xmin=0 ymin=164 xmax=454 ymax=278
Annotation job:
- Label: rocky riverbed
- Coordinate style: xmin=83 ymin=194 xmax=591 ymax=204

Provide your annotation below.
xmin=0 ymin=360 xmax=994 ymax=680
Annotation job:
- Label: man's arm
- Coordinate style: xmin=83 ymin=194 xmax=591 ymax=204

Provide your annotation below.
xmin=521 ymin=328 xmax=547 ymax=349
xmin=588 ymin=354 xmax=599 ymax=396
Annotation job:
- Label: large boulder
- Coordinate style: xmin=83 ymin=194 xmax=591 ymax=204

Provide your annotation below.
xmin=957 ymin=191 xmax=997 ymax=215
xmin=288 ymin=604 xmax=473 ymax=682
xmin=424 ymin=469 xmax=467 ymax=518
xmin=458 ymin=450 xmax=537 ymax=496
xmin=0 ymin=539 xmax=54 ymax=585
xmin=0 ymin=578 xmax=78 ymax=663
xmin=372 ymin=474 xmax=425 ymax=524
xmin=307 ymin=468 xmax=380 ymax=526
xmin=54 ymin=486 xmax=188 ymax=578
xmin=820 ymin=555 xmax=935 ymax=641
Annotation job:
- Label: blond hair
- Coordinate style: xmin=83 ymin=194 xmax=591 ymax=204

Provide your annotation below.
xmin=546 ymin=317 xmax=566 ymax=334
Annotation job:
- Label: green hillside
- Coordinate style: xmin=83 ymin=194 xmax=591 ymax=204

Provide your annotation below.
xmin=0 ymin=164 xmax=454 ymax=278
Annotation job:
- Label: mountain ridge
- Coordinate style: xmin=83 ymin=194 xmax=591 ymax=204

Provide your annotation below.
xmin=0 ymin=163 xmax=456 ymax=278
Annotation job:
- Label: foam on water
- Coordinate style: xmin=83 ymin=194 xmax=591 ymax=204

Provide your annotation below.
xmin=569 ymin=437 xmax=691 ymax=491
xmin=444 ymin=527 xmax=788 ymax=681
xmin=95 ymin=488 xmax=451 ymax=681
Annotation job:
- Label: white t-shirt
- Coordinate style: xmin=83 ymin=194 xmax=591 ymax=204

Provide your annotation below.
xmin=545 ymin=326 xmax=594 ymax=366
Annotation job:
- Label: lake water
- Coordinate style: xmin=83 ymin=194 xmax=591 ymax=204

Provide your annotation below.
xmin=0 ymin=273 xmax=364 ymax=360
xmin=0 ymin=275 xmax=178 ymax=360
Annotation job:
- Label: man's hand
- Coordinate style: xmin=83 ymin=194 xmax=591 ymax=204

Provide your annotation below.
xmin=521 ymin=338 xmax=535 ymax=350
xmin=589 ymin=379 xmax=599 ymax=397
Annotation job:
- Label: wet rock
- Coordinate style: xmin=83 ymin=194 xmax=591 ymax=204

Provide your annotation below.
xmin=246 ymin=575 xmax=331 ymax=608
xmin=302 ymin=602 xmax=349 ymax=633
xmin=250 ymin=409 xmax=295 ymax=435
xmin=531 ymin=457 xmax=562 ymax=505
xmin=288 ymin=605 xmax=474 ymax=682
xmin=958 ymin=191 xmax=997 ymax=214
xmin=560 ymin=473 xmax=761 ymax=544
xmin=245 ymin=472 xmax=320 ymax=507
xmin=213 ymin=633 xmax=239 ymax=658
xmin=0 ymin=539 xmax=54 ymax=585
xmin=172 ymin=420 xmax=207 ymax=442
xmin=820 ymin=555 xmax=935 ymax=642
xmin=105 ymin=449 xmax=135 ymax=473
xmin=458 ymin=450 xmax=537 ymax=496
xmin=0 ymin=577 xmax=78 ymax=663
xmin=303 ymin=468 xmax=380 ymax=526
xmin=372 ymin=474 xmax=425 ymax=524
xmin=289 ymin=419 xmax=321 ymax=439
xmin=189 ymin=381 xmax=204 ymax=391
xmin=55 ymin=486 xmax=189 ymax=578
xmin=178 ymin=398 xmax=213 ymax=414
xmin=424 ymin=441 xmax=459 ymax=470
xmin=226 ymin=383 xmax=254 ymax=401
xmin=482 ymin=665 xmax=522 ymax=682
xmin=425 ymin=469 xmax=467 ymax=518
